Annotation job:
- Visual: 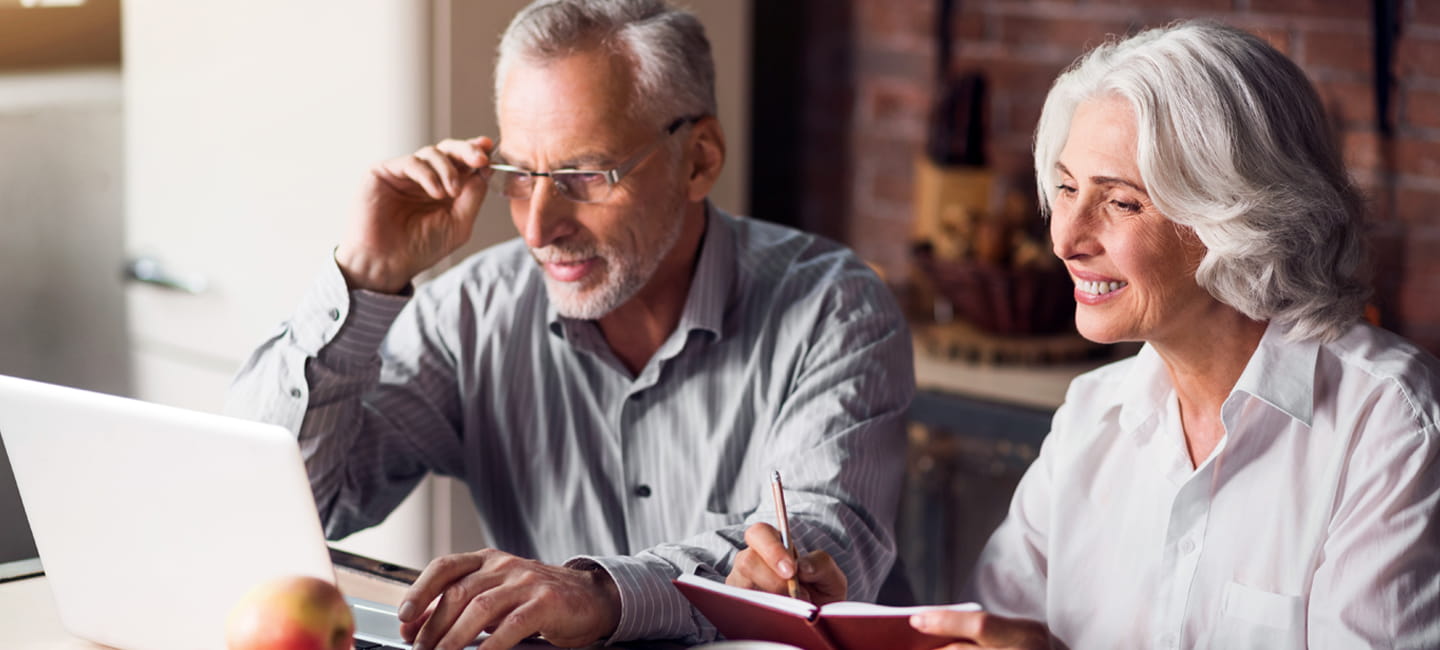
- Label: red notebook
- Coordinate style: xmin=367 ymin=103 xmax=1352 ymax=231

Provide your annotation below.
xmin=674 ymin=574 xmax=982 ymax=650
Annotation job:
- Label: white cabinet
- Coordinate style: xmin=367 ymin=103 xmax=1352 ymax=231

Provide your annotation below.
xmin=0 ymin=67 xmax=127 ymax=566
xmin=122 ymin=0 xmax=750 ymax=569
xmin=122 ymin=1 xmax=433 ymax=413
xmin=123 ymin=0 xmax=438 ymax=570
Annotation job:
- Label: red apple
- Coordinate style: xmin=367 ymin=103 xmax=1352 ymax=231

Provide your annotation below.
xmin=225 ymin=575 xmax=355 ymax=650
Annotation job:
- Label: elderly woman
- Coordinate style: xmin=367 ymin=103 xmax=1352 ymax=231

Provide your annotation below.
xmin=726 ymin=20 xmax=1440 ymax=649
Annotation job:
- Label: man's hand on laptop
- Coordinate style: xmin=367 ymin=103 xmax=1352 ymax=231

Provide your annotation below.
xmin=397 ymin=549 xmax=620 ymax=650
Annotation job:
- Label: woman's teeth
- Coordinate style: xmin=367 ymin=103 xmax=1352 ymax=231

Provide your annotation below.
xmin=1077 ymin=280 xmax=1128 ymax=295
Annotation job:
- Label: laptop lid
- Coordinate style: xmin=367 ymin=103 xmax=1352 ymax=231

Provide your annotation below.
xmin=0 ymin=374 xmax=336 ymax=650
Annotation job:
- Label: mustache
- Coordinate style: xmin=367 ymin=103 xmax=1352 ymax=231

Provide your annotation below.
xmin=531 ymin=241 xmax=603 ymax=264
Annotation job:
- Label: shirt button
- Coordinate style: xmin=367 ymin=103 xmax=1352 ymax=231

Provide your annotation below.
xmin=634 ymin=484 xmax=652 ymax=498
xmin=328 ymin=307 xmax=341 ymax=321
xmin=289 ymin=387 xmax=303 ymax=398
xmin=1179 ymin=538 xmax=1196 ymax=554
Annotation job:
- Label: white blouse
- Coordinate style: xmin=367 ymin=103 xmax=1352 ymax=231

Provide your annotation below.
xmin=973 ymin=321 xmax=1440 ymax=649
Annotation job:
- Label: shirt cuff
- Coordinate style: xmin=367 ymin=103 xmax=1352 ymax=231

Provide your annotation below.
xmin=295 ymin=252 xmax=410 ymax=361
xmin=565 ymin=554 xmax=696 ymax=643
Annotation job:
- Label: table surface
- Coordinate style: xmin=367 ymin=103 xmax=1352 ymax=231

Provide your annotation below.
xmin=0 ymin=569 xmax=684 ymax=650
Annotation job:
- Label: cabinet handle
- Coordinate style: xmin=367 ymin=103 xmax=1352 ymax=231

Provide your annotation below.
xmin=123 ymin=256 xmax=208 ymax=294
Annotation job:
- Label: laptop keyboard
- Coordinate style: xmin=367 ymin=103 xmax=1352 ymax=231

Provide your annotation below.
xmin=354 ymin=641 xmax=406 ymax=650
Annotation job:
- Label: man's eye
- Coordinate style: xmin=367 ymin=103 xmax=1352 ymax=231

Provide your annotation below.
xmin=567 ymin=172 xmax=608 ymax=186
xmin=499 ymin=170 xmax=532 ymax=187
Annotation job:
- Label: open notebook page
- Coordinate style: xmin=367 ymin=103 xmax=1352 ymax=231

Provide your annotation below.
xmin=676 ymin=574 xmax=818 ymax=617
xmin=675 ymin=574 xmax=982 ymax=618
xmin=819 ymin=601 xmax=982 ymax=616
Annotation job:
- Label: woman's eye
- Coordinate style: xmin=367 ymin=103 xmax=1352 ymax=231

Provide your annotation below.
xmin=1056 ymin=183 xmax=1077 ymax=196
xmin=1110 ymin=200 xmax=1142 ymax=213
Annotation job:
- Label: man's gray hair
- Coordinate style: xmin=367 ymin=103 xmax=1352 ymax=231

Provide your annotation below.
xmin=1034 ymin=20 xmax=1369 ymax=342
xmin=495 ymin=0 xmax=716 ymax=127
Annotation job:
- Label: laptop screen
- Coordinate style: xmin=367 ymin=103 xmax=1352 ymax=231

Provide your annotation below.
xmin=0 ymin=373 xmax=338 ymax=650
xmin=0 ymin=435 xmax=38 ymax=568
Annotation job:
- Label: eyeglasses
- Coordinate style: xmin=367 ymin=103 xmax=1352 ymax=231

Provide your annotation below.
xmin=487 ymin=115 xmax=703 ymax=204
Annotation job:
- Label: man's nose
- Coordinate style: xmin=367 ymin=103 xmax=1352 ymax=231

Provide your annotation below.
xmin=517 ymin=178 xmax=577 ymax=249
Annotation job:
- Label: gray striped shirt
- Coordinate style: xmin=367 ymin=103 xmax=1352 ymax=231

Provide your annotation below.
xmin=226 ymin=207 xmax=913 ymax=643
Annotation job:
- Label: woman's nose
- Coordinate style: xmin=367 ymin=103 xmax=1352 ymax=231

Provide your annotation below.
xmin=1050 ymin=198 xmax=1100 ymax=261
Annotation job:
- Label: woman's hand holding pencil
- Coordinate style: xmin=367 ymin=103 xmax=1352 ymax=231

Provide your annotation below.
xmin=724 ymin=471 xmax=849 ymax=605
xmin=770 ymin=470 xmax=803 ymax=599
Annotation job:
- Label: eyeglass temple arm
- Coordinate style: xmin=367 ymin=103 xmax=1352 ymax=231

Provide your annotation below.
xmin=603 ymin=115 xmax=707 ymax=183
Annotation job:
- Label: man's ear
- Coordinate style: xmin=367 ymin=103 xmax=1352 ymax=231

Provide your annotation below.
xmin=684 ymin=116 xmax=726 ymax=202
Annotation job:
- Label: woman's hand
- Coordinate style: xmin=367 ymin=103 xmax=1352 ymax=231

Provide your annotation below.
xmin=725 ymin=523 xmax=847 ymax=605
xmin=911 ymin=610 xmax=1062 ymax=650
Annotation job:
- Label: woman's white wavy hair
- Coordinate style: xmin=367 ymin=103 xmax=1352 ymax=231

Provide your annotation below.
xmin=495 ymin=0 xmax=716 ymax=128
xmin=1034 ymin=20 xmax=1369 ymax=342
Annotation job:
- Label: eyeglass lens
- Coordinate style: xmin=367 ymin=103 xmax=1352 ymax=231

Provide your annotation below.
xmin=489 ymin=169 xmax=613 ymax=204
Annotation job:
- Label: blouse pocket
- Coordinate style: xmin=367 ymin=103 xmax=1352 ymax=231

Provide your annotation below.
xmin=1208 ymin=581 xmax=1305 ymax=650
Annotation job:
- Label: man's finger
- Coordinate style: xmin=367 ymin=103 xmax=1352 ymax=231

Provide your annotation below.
xmin=476 ymin=601 xmax=545 ymax=650
xmin=451 ymin=166 xmax=491 ymax=220
xmin=411 ymin=566 xmax=517 ymax=647
xmin=401 ymin=552 xmax=490 ymax=623
xmin=414 ymin=146 xmax=462 ymax=196
xmin=742 ymin=523 xmax=796 ymax=579
xmin=435 ymin=585 xmax=528 ymax=650
xmin=436 ymin=137 xmax=493 ymax=171
xmin=380 ymin=155 xmax=447 ymax=201
xmin=398 ymin=602 xmax=435 ymax=640
xmin=409 ymin=579 xmax=474 ymax=647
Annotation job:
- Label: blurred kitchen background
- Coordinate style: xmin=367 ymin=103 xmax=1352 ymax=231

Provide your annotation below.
xmin=2 ymin=0 xmax=1437 ymax=605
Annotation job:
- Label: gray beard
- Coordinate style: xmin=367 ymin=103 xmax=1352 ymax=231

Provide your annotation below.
xmin=543 ymin=208 xmax=687 ymax=321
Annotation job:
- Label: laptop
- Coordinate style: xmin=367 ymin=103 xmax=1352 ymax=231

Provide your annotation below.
xmin=0 ymin=373 xmax=416 ymax=650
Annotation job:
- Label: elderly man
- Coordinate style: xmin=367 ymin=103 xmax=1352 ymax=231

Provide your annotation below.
xmin=226 ymin=0 xmax=911 ymax=648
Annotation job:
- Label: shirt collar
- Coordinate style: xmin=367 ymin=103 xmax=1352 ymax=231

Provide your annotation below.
xmin=1117 ymin=342 xmax=1173 ymax=433
xmin=1116 ymin=320 xmax=1318 ymax=432
xmin=546 ymin=201 xmax=735 ymax=344
xmin=674 ymin=201 xmax=734 ymax=342
xmin=1229 ymin=320 xmax=1318 ymax=426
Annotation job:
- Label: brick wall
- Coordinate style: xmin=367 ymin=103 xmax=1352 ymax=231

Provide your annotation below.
xmin=793 ymin=0 xmax=1440 ymax=353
